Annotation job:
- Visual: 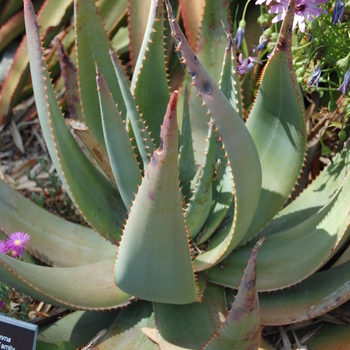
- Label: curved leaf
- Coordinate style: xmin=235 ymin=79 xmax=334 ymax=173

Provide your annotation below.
xmin=260 ymin=259 xmax=350 ymax=325
xmin=243 ymin=0 xmax=307 ymax=242
xmin=0 ymin=254 xmax=130 ymax=310
xmin=97 ymin=67 xmax=142 ymax=209
xmin=154 ymin=284 xmax=226 ymax=350
xmin=165 ymin=0 xmax=262 ymax=271
xmin=208 ymin=166 xmax=350 ymax=291
xmin=114 ymin=92 xmax=198 ymax=304
xmin=130 ymin=0 xmax=170 ymax=148
xmin=203 ymin=239 xmax=263 ymax=350
xmin=186 ymin=120 xmax=215 ymax=239
xmin=0 ymin=179 xmax=116 ymax=267
xmin=24 ymin=0 xmax=126 ymax=244
xmin=75 ymin=0 xmax=126 ymax=148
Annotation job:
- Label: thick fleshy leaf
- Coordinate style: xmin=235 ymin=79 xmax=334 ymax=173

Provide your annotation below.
xmin=109 ymin=50 xmax=154 ymax=168
xmin=154 ymin=284 xmax=226 ymax=349
xmin=128 ymin=0 xmax=152 ymax=71
xmin=243 ymin=0 xmax=307 ymax=242
xmin=262 ymin=140 xmax=350 ymax=236
xmin=0 ymin=0 xmax=73 ymax=127
xmin=219 ymin=42 xmax=243 ymax=119
xmin=38 ymin=309 xmax=118 ymax=346
xmin=75 ymin=0 xmax=126 ymax=148
xmin=98 ymin=301 xmax=158 ymax=350
xmin=203 ymin=238 xmax=263 ymax=350
xmin=306 ymin=324 xmax=350 ymax=349
xmin=0 ymin=10 xmax=25 ymax=53
xmin=56 ymin=39 xmax=83 ymax=122
xmin=0 ymin=36 xmax=30 ymax=127
xmin=208 ymin=165 xmax=350 ymax=291
xmin=178 ymin=0 xmax=205 ymax=51
xmin=97 ymin=67 xmax=142 ymax=209
xmin=97 ymin=0 xmax=127 ymax=37
xmin=165 ymin=0 xmax=262 ymax=270
xmin=185 ymin=119 xmax=215 ymax=240
xmin=196 ymin=134 xmax=234 ymax=246
xmin=114 ymin=92 xmax=198 ymax=304
xmin=130 ymin=0 xmax=169 ymax=148
xmin=1 ymin=0 xmax=25 ymax=23
xmin=24 ymin=0 xmax=126 ymax=244
xmin=0 ymin=253 xmax=130 ymax=310
xmin=188 ymin=0 xmax=231 ymax=159
xmin=178 ymin=86 xmax=197 ymax=200
xmin=260 ymin=259 xmax=350 ymax=325
xmin=0 ymin=179 xmax=116 ymax=267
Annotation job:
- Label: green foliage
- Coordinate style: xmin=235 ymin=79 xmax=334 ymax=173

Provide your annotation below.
xmin=0 ymin=0 xmax=350 ymax=349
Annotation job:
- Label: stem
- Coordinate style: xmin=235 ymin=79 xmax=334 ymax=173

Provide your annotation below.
xmin=242 ymin=0 xmax=252 ymax=21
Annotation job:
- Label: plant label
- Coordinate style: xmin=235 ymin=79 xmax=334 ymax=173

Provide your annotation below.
xmin=0 ymin=314 xmax=38 ymax=350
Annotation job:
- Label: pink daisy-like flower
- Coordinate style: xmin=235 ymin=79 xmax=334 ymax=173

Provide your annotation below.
xmin=6 ymin=232 xmax=30 ymax=252
xmin=8 ymin=248 xmax=24 ymax=258
xmin=0 ymin=240 xmax=8 ymax=254
xmin=269 ymin=0 xmax=328 ymax=33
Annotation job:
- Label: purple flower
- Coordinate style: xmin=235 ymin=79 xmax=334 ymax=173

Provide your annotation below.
xmin=270 ymin=0 xmax=328 ymax=33
xmin=332 ymin=0 xmax=345 ymax=24
xmin=233 ymin=20 xmax=246 ymax=50
xmin=9 ymin=249 xmax=24 ymax=258
xmin=338 ymin=70 xmax=350 ymax=95
xmin=308 ymin=66 xmax=322 ymax=90
xmin=252 ymin=37 xmax=268 ymax=53
xmin=5 ymin=232 xmax=30 ymax=257
xmin=0 ymin=301 xmax=5 ymax=310
xmin=233 ymin=27 xmax=246 ymax=50
xmin=237 ymin=54 xmax=263 ymax=75
xmin=0 ymin=240 xmax=8 ymax=255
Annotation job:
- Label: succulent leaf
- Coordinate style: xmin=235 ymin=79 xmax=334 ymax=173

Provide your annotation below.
xmin=0 ymin=0 xmax=73 ymax=127
xmin=208 ymin=164 xmax=350 ymax=290
xmin=97 ymin=66 xmax=142 ymax=209
xmin=109 ymin=50 xmax=154 ymax=168
xmin=187 ymin=0 xmax=232 ymax=159
xmin=24 ymin=0 xmax=126 ymax=244
xmin=178 ymin=86 xmax=197 ymax=200
xmin=260 ymin=257 xmax=350 ymax=325
xmin=113 ymin=91 xmax=198 ymax=304
xmin=130 ymin=0 xmax=170 ymax=148
xmin=185 ymin=119 xmax=215 ymax=240
xmin=263 ymin=140 xmax=350 ymax=236
xmin=154 ymin=284 xmax=226 ymax=349
xmin=127 ymin=0 xmax=152 ymax=71
xmin=204 ymin=238 xmax=263 ymax=350
xmin=56 ymin=38 xmax=83 ymax=122
xmin=98 ymin=301 xmax=158 ymax=350
xmin=243 ymin=0 xmax=307 ymax=242
xmin=0 ymin=253 xmax=130 ymax=310
xmin=178 ymin=0 xmax=205 ymax=51
xmin=165 ymin=0 xmax=262 ymax=271
xmin=0 ymin=179 xmax=116 ymax=267
xmin=38 ymin=310 xmax=119 ymax=346
xmin=75 ymin=0 xmax=127 ymax=148
xmin=219 ymin=42 xmax=243 ymax=119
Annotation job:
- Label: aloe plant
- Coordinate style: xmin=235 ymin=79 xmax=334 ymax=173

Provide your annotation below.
xmin=1 ymin=0 xmax=350 ymax=348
